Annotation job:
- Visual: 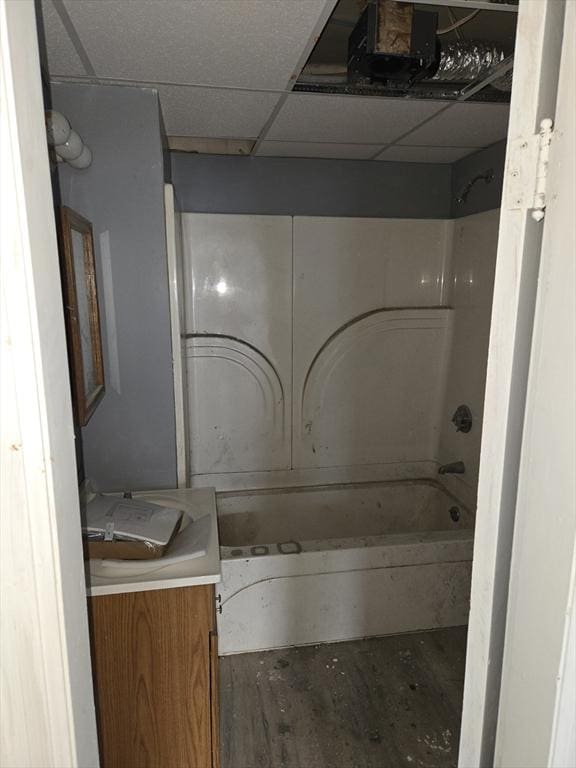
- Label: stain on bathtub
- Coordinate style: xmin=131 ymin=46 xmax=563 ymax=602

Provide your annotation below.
xmin=277 ymin=541 xmax=302 ymax=555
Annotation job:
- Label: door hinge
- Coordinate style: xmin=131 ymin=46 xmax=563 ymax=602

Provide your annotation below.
xmin=505 ymin=118 xmax=554 ymax=221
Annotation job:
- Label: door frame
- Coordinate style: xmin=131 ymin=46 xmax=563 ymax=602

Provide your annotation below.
xmin=458 ymin=0 xmax=570 ymax=765
xmin=0 ymin=0 xmax=99 ymax=765
xmin=164 ymin=183 xmax=188 ymax=487
xmin=493 ymin=2 xmax=575 ymax=764
xmin=1 ymin=0 xmax=573 ymax=765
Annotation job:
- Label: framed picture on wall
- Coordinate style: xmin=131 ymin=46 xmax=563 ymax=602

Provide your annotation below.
xmin=58 ymin=206 xmax=105 ymax=425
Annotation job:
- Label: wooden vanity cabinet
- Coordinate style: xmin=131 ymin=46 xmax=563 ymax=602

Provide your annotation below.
xmin=89 ymin=584 xmax=220 ymax=768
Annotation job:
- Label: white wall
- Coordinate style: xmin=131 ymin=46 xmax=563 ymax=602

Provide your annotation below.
xmin=439 ymin=209 xmax=500 ymax=506
xmin=182 ymin=214 xmax=293 ymax=476
xmin=182 ymin=215 xmax=475 ymax=489
xmin=292 ymin=217 xmax=453 ymax=471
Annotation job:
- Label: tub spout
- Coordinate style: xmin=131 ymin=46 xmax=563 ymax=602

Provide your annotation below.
xmin=438 ymin=461 xmax=466 ymax=475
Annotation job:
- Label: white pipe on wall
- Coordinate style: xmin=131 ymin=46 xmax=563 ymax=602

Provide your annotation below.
xmin=45 ymin=110 xmax=92 ymax=169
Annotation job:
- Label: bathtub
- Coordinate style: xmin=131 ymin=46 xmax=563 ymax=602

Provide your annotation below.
xmin=216 ymin=479 xmax=474 ymax=655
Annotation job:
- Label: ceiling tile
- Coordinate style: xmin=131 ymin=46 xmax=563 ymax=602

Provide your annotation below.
xmin=375 ymin=145 xmax=476 ymax=163
xmin=157 ymin=86 xmax=280 ymax=139
xmin=39 ymin=0 xmax=87 ymax=77
xmin=255 ymin=141 xmax=383 ymax=160
xmin=399 ymin=102 xmax=510 ymax=147
xmin=61 ymin=0 xmax=334 ymax=89
xmin=266 ymin=93 xmax=447 ymax=145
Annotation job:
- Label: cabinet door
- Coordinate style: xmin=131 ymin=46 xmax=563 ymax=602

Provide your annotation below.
xmin=90 ymin=585 xmax=214 ymax=768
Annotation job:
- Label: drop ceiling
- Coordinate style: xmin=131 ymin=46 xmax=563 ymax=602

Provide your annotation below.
xmin=39 ymin=0 xmax=512 ymax=164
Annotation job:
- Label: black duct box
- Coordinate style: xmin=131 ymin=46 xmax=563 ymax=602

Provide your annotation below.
xmin=348 ymin=3 xmax=438 ymax=85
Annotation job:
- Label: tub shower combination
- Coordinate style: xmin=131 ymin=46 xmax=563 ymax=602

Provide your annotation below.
xmin=216 ymin=480 xmax=473 ymax=654
xmin=179 ymin=212 xmax=498 ymax=655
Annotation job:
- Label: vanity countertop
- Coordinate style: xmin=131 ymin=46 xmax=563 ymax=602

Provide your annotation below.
xmin=86 ymin=487 xmax=221 ymax=597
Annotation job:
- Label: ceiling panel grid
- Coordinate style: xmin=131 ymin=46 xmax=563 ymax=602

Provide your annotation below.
xmin=57 ymin=0 xmax=332 ymax=89
xmin=398 ymin=102 xmax=511 ymax=148
xmin=40 ymin=0 xmax=511 ymax=162
xmin=156 ymin=85 xmax=280 ymax=139
xmin=265 ymin=93 xmax=449 ymax=145
xmin=39 ymin=0 xmax=87 ymax=77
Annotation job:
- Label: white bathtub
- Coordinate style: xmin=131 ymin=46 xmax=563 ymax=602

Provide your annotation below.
xmin=216 ymin=480 xmax=474 ymax=655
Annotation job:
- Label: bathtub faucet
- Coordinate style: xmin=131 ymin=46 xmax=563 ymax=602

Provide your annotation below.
xmin=438 ymin=461 xmax=466 ymax=475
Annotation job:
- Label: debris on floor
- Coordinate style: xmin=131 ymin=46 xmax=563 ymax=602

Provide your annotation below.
xmin=220 ymin=627 xmax=467 ymax=768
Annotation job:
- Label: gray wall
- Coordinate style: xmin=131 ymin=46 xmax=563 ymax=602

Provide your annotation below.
xmin=52 ymin=82 xmax=177 ymax=491
xmin=171 ymin=146 xmax=506 ymax=219
xmin=171 ymin=153 xmax=453 ymax=219
xmin=451 ymin=140 xmax=507 ymax=218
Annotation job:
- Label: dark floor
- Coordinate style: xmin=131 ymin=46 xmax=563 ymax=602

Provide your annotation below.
xmin=220 ymin=627 xmax=467 ymax=768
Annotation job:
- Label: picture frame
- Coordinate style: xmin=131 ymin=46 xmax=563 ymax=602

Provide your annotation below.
xmin=58 ymin=206 xmax=105 ymax=425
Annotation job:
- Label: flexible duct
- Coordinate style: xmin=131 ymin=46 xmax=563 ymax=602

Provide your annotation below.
xmin=431 ymin=40 xmax=511 ymax=88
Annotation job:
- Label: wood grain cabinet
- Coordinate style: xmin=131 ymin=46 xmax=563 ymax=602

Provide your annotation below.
xmin=89 ymin=584 xmax=220 ymax=768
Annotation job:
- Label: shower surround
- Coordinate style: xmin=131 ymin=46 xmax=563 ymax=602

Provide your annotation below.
xmin=180 ymin=210 xmax=498 ymax=652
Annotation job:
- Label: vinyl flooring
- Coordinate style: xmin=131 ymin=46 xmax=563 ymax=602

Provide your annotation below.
xmin=219 ymin=627 xmax=467 ymax=768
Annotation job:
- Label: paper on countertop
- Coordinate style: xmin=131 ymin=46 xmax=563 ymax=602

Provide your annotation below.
xmin=98 ymin=512 xmax=211 ymax=573
xmin=83 ymin=495 xmax=183 ymax=546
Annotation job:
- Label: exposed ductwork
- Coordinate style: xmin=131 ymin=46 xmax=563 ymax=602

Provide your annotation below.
xmin=431 ymin=39 xmax=511 ymax=88
xmin=297 ymin=0 xmax=514 ymax=102
xmin=348 ymin=1 xmax=512 ymax=88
